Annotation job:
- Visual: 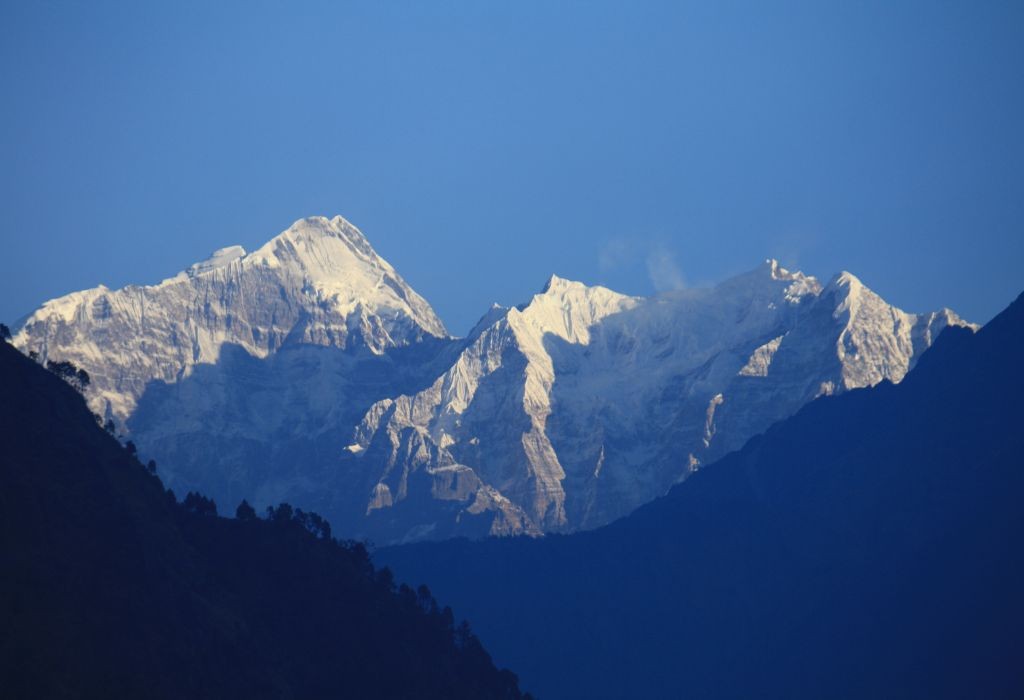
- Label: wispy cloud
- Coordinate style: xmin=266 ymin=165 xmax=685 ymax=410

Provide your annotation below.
xmin=645 ymin=245 xmax=686 ymax=292
xmin=597 ymin=236 xmax=687 ymax=292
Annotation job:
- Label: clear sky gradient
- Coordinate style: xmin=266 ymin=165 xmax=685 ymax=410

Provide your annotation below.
xmin=2 ymin=1 xmax=1022 ymax=333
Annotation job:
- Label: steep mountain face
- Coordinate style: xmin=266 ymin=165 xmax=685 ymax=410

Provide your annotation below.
xmin=13 ymin=216 xmax=462 ymax=520
xmin=0 ymin=339 xmax=529 ymax=700
xmin=14 ymin=215 xmax=448 ymax=422
xmin=379 ymin=291 xmax=1024 ymax=700
xmin=12 ymin=217 xmax=972 ymax=543
xmin=350 ymin=259 xmax=972 ymax=539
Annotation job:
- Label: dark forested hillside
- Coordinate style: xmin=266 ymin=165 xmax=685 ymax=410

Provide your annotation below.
xmin=380 ymin=292 xmax=1024 ymax=700
xmin=0 ymin=340 xmax=528 ymax=699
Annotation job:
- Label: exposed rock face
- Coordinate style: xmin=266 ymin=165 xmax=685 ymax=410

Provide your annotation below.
xmin=14 ymin=216 xmax=447 ymax=422
xmin=375 ymin=291 xmax=1024 ymax=700
xmin=12 ymin=217 xmax=507 ymax=532
xmin=14 ymin=218 xmax=974 ymax=543
xmin=349 ymin=260 xmax=973 ymax=538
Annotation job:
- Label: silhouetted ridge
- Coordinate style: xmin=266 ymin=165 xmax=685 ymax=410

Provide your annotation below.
xmin=379 ymin=289 xmax=1024 ymax=700
xmin=0 ymin=341 xmax=529 ymax=699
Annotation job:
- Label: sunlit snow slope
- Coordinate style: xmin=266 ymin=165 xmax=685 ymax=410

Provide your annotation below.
xmin=349 ymin=260 xmax=974 ymax=538
xmin=14 ymin=215 xmax=447 ymax=422
xmin=14 ymin=218 xmax=974 ymax=542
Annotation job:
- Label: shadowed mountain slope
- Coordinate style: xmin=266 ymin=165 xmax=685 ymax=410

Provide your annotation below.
xmin=379 ymin=290 xmax=1024 ymax=699
xmin=13 ymin=218 xmax=972 ymax=542
xmin=344 ymin=260 xmax=972 ymax=540
xmin=0 ymin=340 xmax=528 ymax=699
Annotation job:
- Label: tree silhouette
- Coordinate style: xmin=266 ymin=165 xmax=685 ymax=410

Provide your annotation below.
xmin=183 ymin=492 xmax=217 ymax=517
xmin=235 ymin=500 xmax=256 ymax=521
xmin=45 ymin=359 xmax=90 ymax=392
xmin=376 ymin=566 xmax=396 ymax=592
xmin=267 ymin=502 xmax=294 ymax=523
xmin=261 ymin=503 xmax=336 ymax=540
xmin=293 ymin=508 xmax=332 ymax=540
xmin=417 ymin=584 xmax=439 ymax=615
xmin=440 ymin=605 xmax=455 ymax=634
xmin=454 ymin=620 xmax=475 ymax=649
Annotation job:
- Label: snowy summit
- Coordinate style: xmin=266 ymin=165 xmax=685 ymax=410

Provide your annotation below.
xmin=13 ymin=216 xmax=975 ymax=543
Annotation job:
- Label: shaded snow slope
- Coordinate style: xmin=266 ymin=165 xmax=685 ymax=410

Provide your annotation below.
xmin=349 ymin=259 xmax=974 ymax=538
xmin=13 ymin=226 xmax=973 ymax=543
xmin=377 ymin=291 xmax=1024 ymax=700
xmin=12 ymin=216 xmax=484 ymax=537
xmin=14 ymin=216 xmax=447 ymax=422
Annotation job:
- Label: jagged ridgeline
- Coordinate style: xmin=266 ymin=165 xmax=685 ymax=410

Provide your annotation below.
xmin=13 ymin=216 xmax=974 ymax=543
xmin=0 ymin=339 xmax=530 ymax=699
xmin=379 ymin=290 xmax=1024 ymax=700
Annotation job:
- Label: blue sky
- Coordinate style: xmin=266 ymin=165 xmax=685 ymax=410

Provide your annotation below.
xmin=1 ymin=1 xmax=1022 ymax=334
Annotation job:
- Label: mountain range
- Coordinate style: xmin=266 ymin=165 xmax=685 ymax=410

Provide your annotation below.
xmin=379 ymin=290 xmax=1024 ymax=699
xmin=13 ymin=215 xmax=973 ymax=542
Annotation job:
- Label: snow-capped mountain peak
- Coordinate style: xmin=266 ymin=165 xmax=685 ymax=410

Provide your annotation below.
xmin=517 ymin=275 xmax=640 ymax=346
xmin=244 ymin=216 xmax=448 ymax=339
xmin=710 ymin=259 xmax=822 ymax=308
xmin=540 ymin=273 xmax=584 ymax=294
xmin=816 ymin=269 xmax=975 ymax=389
xmin=12 ymin=225 xmax=978 ymax=543
xmin=347 ymin=260 xmax=976 ymax=540
xmin=765 ymin=257 xmax=797 ymax=280
xmin=187 ymin=245 xmax=247 ymax=277
xmin=14 ymin=216 xmax=448 ymax=422
xmin=251 ymin=216 xmax=374 ymax=268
